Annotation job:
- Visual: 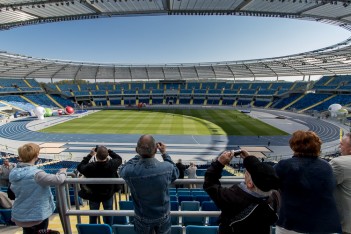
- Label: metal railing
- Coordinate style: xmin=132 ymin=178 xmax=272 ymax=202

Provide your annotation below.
xmin=56 ymin=177 xmax=244 ymax=234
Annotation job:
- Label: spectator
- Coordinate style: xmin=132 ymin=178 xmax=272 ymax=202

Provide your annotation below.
xmin=275 ymin=130 xmax=341 ymax=234
xmin=10 ymin=143 xmax=66 ymax=234
xmin=204 ymin=150 xmax=280 ymax=234
xmin=120 ymin=135 xmax=179 ymax=234
xmin=175 ymin=159 xmax=187 ymax=188
xmin=186 ymin=162 xmax=197 ymax=188
xmin=330 ymin=132 xmax=351 ymax=234
xmin=0 ymin=191 xmax=12 ymax=209
xmin=77 ymin=146 xmax=122 ymax=226
xmin=0 ymin=158 xmax=15 ymax=187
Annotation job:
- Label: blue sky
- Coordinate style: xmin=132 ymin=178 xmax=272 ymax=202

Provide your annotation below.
xmin=0 ymin=15 xmax=349 ymax=64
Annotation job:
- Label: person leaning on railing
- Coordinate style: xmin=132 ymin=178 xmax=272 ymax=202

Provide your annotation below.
xmin=120 ymin=135 xmax=179 ymax=234
xmin=275 ymin=130 xmax=341 ymax=234
xmin=77 ymin=145 xmax=122 ymax=227
xmin=9 ymin=143 xmax=67 ymax=234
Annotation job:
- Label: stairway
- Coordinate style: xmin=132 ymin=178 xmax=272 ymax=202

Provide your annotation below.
xmin=281 ymin=94 xmax=305 ymax=110
xmin=297 ymin=94 xmax=337 ymax=113
xmin=0 ymin=100 xmax=25 ymax=111
xmin=20 ymin=96 xmax=38 ymax=106
xmin=46 ymin=94 xmax=64 ymax=109
xmin=324 ymin=76 xmax=335 ymax=86
xmin=265 ymin=101 xmax=273 ymax=108
xmin=24 ymin=79 xmax=32 ymax=88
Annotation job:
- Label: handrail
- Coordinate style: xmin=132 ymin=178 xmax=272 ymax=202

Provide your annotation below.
xmin=57 ymin=178 xmax=243 ymax=234
xmin=64 ymin=178 xmax=244 ymax=184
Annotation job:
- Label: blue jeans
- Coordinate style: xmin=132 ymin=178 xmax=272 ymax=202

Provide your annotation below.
xmin=134 ymin=214 xmax=171 ymax=234
xmin=89 ymin=196 xmax=113 ymax=226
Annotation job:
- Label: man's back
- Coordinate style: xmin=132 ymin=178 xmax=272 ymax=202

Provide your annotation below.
xmin=330 ymin=156 xmax=351 ymax=233
xmin=77 ymin=149 xmax=122 ymax=202
xmin=120 ymin=155 xmax=178 ymax=220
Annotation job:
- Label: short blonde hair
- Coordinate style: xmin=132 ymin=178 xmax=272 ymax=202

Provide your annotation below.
xmin=18 ymin=143 xmax=40 ymax=163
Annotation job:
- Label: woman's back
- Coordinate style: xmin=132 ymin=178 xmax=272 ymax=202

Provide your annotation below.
xmin=275 ymin=156 xmax=341 ymax=233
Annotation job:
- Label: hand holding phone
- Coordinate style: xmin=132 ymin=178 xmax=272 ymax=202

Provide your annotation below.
xmin=157 ymin=142 xmax=166 ymax=155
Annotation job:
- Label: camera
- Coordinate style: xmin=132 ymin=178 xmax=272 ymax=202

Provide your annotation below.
xmin=230 ymin=148 xmax=242 ymax=157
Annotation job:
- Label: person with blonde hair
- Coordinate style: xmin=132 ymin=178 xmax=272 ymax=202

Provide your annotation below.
xmin=10 ymin=143 xmax=67 ymax=234
xmin=186 ymin=162 xmax=197 ymax=188
xmin=275 ymin=130 xmax=341 ymax=234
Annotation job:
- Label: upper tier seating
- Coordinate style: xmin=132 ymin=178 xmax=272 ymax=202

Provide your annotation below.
xmin=289 ymin=93 xmax=330 ymax=110
xmin=0 ymin=95 xmax=34 ymax=111
xmin=53 ymin=96 xmax=73 ymax=107
xmin=272 ymin=94 xmax=303 ymax=109
xmin=312 ymin=95 xmax=351 ymax=111
xmin=25 ymin=94 xmax=58 ymax=108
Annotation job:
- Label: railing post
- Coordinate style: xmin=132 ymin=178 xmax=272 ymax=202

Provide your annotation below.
xmin=57 ymin=182 xmax=72 ymax=234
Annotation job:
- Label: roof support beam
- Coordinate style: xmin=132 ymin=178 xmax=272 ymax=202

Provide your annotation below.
xmin=260 ymin=62 xmax=278 ymax=79
xmin=243 ymin=64 xmax=255 ymax=80
xmin=94 ymin=66 xmax=99 ymax=83
xmin=226 ymin=65 xmax=236 ymax=82
xmin=24 ymin=62 xmax=56 ymax=78
xmin=276 ymin=60 xmax=304 ymax=76
xmin=74 ymin=65 xmax=82 ymax=81
xmin=194 ymin=66 xmax=200 ymax=80
xmin=50 ymin=64 xmax=69 ymax=80
xmin=210 ymin=65 xmax=216 ymax=80
xmin=234 ymin=0 xmax=253 ymax=11
xmin=296 ymin=3 xmax=325 ymax=15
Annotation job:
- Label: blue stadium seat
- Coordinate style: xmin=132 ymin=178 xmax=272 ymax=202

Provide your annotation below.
xmin=191 ymin=191 xmax=207 ymax=197
xmin=171 ymin=225 xmax=183 ymax=234
xmin=178 ymin=195 xmax=194 ymax=204
xmin=169 ymin=191 xmax=177 ymax=196
xmin=181 ymin=201 xmax=203 ymax=226
xmin=194 ymin=195 xmax=211 ymax=205
xmin=170 ymin=201 xmax=179 ymax=225
xmin=0 ymin=209 xmax=15 ymax=225
xmin=112 ymin=224 xmax=137 ymax=234
xmin=170 ymin=195 xmax=178 ymax=201
xmin=185 ymin=225 xmax=219 ymax=234
xmin=201 ymin=201 xmax=219 ymax=226
xmin=178 ymin=191 xmax=191 ymax=196
xmin=76 ymin=224 xmax=112 ymax=234
xmin=119 ymin=201 xmax=134 ymax=224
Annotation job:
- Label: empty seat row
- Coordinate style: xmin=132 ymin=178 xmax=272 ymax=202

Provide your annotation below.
xmin=76 ymin=224 xmax=219 ymax=234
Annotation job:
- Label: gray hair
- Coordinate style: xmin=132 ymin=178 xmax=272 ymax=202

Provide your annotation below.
xmin=137 ymin=135 xmax=157 ymax=158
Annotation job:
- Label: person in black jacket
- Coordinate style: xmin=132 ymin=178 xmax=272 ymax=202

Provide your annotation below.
xmin=77 ymin=146 xmax=122 ymax=226
xmin=204 ymin=150 xmax=280 ymax=234
xmin=175 ymin=159 xmax=187 ymax=188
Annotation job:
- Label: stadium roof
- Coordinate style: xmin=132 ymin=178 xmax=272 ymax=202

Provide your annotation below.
xmin=1 ymin=0 xmax=351 ymax=81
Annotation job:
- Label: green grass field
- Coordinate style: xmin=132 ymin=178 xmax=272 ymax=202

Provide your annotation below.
xmin=40 ymin=109 xmax=288 ymax=136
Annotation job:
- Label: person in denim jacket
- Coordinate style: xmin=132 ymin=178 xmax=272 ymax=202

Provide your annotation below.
xmin=120 ymin=135 xmax=179 ymax=234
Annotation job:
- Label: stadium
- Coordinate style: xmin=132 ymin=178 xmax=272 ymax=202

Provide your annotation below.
xmin=0 ymin=0 xmax=351 ymax=233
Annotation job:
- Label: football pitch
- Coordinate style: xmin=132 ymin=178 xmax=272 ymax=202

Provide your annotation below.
xmin=40 ymin=109 xmax=288 ymax=136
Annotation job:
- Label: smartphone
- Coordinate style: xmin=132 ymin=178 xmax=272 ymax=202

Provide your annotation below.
xmin=95 ymin=145 xmax=99 ymax=152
